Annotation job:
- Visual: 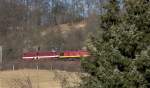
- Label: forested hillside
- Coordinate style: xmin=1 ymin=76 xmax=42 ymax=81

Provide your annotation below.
xmin=1 ymin=0 xmax=150 ymax=88
xmin=0 ymin=0 xmax=104 ymax=62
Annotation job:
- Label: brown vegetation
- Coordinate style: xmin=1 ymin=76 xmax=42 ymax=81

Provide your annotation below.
xmin=0 ymin=69 xmax=81 ymax=88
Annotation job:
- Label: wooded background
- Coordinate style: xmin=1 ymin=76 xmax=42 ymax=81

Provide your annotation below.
xmin=0 ymin=0 xmax=110 ymax=62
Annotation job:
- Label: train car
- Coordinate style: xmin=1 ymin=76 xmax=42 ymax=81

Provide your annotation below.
xmin=59 ymin=50 xmax=89 ymax=58
xmin=38 ymin=51 xmax=59 ymax=59
xmin=22 ymin=51 xmax=59 ymax=60
xmin=22 ymin=51 xmax=37 ymax=60
xmin=22 ymin=50 xmax=89 ymax=61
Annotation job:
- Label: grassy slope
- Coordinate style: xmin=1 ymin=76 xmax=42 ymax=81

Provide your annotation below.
xmin=0 ymin=69 xmax=81 ymax=88
xmin=43 ymin=21 xmax=86 ymax=35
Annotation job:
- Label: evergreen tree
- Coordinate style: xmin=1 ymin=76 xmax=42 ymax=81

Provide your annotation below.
xmin=80 ymin=0 xmax=150 ymax=88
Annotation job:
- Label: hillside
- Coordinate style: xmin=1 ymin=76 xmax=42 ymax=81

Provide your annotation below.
xmin=41 ymin=21 xmax=87 ymax=36
xmin=24 ymin=21 xmax=88 ymax=51
xmin=2 ymin=21 xmax=90 ymax=62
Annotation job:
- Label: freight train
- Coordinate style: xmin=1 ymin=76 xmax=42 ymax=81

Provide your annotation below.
xmin=22 ymin=50 xmax=89 ymax=60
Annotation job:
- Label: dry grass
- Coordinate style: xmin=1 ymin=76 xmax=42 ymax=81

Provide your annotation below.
xmin=41 ymin=21 xmax=86 ymax=36
xmin=0 ymin=69 xmax=81 ymax=88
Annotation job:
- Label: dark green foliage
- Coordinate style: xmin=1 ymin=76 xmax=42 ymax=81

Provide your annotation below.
xmin=81 ymin=0 xmax=150 ymax=88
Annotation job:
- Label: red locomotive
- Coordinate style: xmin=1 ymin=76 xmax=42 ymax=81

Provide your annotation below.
xmin=59 ymin=50 xmax=89 ymax=58
xmin=22 ymin=50 xmax=89 ymax=60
